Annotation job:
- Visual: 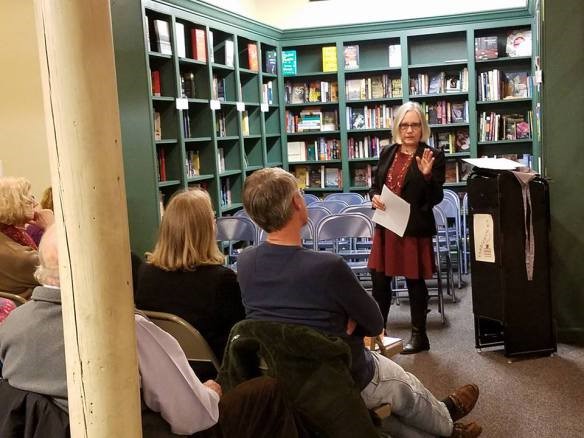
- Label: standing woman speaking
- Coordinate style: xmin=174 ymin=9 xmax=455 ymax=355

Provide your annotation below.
xmin=368 ymin=101 xmax=445 ymax=354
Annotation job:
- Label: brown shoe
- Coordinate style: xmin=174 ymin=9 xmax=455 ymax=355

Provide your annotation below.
xmin=451 ymin=421 xmax=482 ymax=437
xmin=447 ymin=384 xmax=479 ymax=422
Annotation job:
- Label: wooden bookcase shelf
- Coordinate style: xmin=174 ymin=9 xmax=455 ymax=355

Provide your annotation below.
xmin=113 ymin=0 xmax=538 ymax=254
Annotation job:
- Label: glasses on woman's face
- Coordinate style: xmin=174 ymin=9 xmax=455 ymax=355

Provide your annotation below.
xmin=399 ymin=122 xmax=422 ymax=131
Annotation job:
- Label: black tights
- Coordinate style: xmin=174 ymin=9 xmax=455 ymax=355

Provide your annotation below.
xmin=371 ymin=271 xmax=429 ymax=331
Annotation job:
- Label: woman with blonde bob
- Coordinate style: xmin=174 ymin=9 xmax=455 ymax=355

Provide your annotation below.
xmin=0 ymin=177 xmax=54 ymax=297
xmin=136 ymin=189 xmax=245 ymax=361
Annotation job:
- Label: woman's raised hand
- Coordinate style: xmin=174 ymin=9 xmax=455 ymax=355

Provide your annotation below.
xmin=415 ymin=148 xmax=435 ymax=176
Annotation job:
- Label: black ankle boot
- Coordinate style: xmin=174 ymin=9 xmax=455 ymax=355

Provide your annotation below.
xmin=401 ymin=329 xmax=430 ymax=354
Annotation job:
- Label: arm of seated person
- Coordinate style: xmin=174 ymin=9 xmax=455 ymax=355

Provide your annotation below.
xmin=134 ymin=314 xmax=220 ymax=435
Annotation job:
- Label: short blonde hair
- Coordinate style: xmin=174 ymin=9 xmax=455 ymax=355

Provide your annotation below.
xmin=0 ymin=177 xmax=34 ymax=226
xmin=147 ymin=189 xmax=224 ymax=271
xmin=392 ymin=101 xmax=431 ymax=144
xmin=243 ymin=168 xmax=297 ymax=233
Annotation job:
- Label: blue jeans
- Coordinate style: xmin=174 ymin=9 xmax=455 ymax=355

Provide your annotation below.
xmin=361 ymin=352 xmax=453 ymax=438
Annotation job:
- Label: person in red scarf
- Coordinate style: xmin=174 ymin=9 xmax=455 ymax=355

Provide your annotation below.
xmin=0 ymin=177 xmax=53 ymax=298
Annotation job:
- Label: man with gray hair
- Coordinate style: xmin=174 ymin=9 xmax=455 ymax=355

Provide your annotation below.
xmin=237 ymin=167 xmax=482 ymax=438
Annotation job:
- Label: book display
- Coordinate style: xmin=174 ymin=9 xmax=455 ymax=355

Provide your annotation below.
xmin=113 ymin=0 xmax=538 ymax=253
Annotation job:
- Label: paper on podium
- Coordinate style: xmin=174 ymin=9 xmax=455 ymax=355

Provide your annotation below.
xmin=462 ymin=157 xmax=524 ymax=170
xmin=372 ymin=185 xmax=410 ymax=237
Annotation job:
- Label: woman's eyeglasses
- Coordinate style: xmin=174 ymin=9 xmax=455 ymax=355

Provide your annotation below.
xmin=399 ymin=122 xmax=422 ymax=131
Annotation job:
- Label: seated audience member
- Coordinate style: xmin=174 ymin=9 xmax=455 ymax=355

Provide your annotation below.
xmin=137 ymin=189 xmax=245 ymax=361
xmin=0 ymin=225 xmax=301 ymax=437
xmin=0 ymin=298 xmax=16 ymax=324
xmin=26 ymin=186 xmax=54 ymax=246
xmin=237 ymin=168 xmax=482 ymax=438
xmin=0 ymin=177 xmax=53 ymax=297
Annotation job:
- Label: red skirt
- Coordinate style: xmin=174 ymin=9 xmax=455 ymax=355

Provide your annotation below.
xmin=367 ymin=227 xmax=435 ymax=280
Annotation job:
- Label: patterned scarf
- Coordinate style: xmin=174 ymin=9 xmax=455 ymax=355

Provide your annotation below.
xmin=0 ymin=224 xmax=38 ymax=250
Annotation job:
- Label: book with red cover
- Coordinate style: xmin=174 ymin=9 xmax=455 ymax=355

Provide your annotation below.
xmin=191 ymin=29 xmax=207 ymax=62
xmin=151 ymin=70 xmax=161 ymax=96
xmin=157 ymin=148 xmax=167 ymax=181
xmin=247 ymin=43 xmax=259 ymax=71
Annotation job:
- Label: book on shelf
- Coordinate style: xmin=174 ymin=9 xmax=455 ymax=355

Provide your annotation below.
xmin=290 ymin=83 xmax=306 ymax=104
xmin=294 ymin=166 xmax=309 ymax=189
xmin=388 ymin=44 xmax=401 ymax=68
xmin=325 ymin=167 xmax=342 ymax=188
xmin=216 ymin=111 xmax=226 ymax=137
xmin=450 ymin=102 xmax=467 ymax=123
xmin=445 ymin=160 xmax=459 ymax=183
xmin=217 ymin=147 xmax=225 ymax=172
xmin=308 ymin=81 xmax=321 ymax=102
xmin=348 ymin=108 xmax=366 ymax=130
xmin=444 ymin=72 xmax=462 ymax=93
xmin=475 ymin=36 xmax=498 ymax=60
xmin=344 ymin=45 xmax=360 ymax=70
xmin=241 ymin=111 xmax=250 ymax=136
xmin=154 ymin=111 xmax=162 ymax=140
xmin=212 ymin=75 xmax=226 ymax=101
xmin=428 ymin=72 xmax=444 ymax=94
xmin=455 ymin=130 xmax=470 ymax=152
xmin=503 ymin=72 xmax=530 ymax=99
xmin=282 ymin=50 xmax=297 ymax=76
xmin=224 ymin=40 xmax=235 ymax=67
xmin=346 ymin=79 xmax=364 ymax=101
xmin=151 ymin=70 xmax=161 ymax=96
xmin=182 ymin=72 xmax=196 ymax=98
xmin=158 ymin=191 xmax=165 ymax=217
xmin=190 ymin=28 xmax=206 ymax=61
xmin=265 ymin=50 xmax=277 ymax=74
xmin=208 ymin=31 xmax=214 ymax=63
xmin=370 ymin=76 xmax=385 ymax=99
xmin=322 ymin=110 xmax=338 ymax=132
xmin=309 ymin=167 xmax=323 ymax=189
xmin=152 ymin=19 xmax=172 ymax=55
xmin=157 ymin=148 xmax=167 ymax=181
xmin=175 ymin=22 xmax=186 ymax=58
xmin=220 ymin=178 xmax=232 ymax=206
xmin=247 ymin=43 xmax=259 ymax=71
xmin=186 ymin=150 xmax=200 ymax=177
xmin=288 ymin=141 xmax=306 ymax=162
xmin=262 ymin=81 xmax=273 ymax=104
xmin=182 ymin=111 xmax=191 ymax=137
xmin=298 ymin=109 xmax=323 ymax=132
xmin=391 ymin=78 xmax=402 ymax=97
xmin=322 ymin=46 xmax=337 ymax=72
xmin=506 ymin=29 xmax=532 ymax=57
xmin=353 ymin=166 xmax=372 ymax=187
xmin=458 ymin=161 xmax=472 ymax=182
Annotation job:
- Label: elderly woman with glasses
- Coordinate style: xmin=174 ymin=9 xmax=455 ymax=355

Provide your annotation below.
xmin=368 ymin=101 xmax=445 ymax=354
xmin=0 ymin=177 xmax=54 ymax=298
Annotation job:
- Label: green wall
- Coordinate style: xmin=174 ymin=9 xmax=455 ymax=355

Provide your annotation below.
xmin=543 ymin=0 xmax=584 ymax=343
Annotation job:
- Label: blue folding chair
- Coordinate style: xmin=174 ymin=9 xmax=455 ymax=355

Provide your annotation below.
xmin=303 ymin=193 xmax=321 ymax=205
xmin=325 ymin=192 xmax=365 ymax=206
xmin=319 ymin=200 xmax=349 ymax=214
xmin=215 ymin=216 xmax=257 ymax=268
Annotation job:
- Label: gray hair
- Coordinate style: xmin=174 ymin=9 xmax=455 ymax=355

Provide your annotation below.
xmin=242 ymin=168 xmax=298 ymax=233
xmin=34 ymin=225 xmax=60 ymax=287
xmin=392 ymin=101 xmax=431 ymax=144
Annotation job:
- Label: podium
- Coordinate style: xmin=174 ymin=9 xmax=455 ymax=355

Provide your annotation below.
xmin=467 ymin=169 xmax=556 ymax=357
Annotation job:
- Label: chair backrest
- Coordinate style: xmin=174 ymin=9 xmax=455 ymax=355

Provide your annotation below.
xmin=437 ymin=197 xmax=459 ymax=221
xmin=142 ymin=310 xmax=220 ymax=371
xmin=320 ymin=200 xmax=349 ymax=214
xmin=259 ymin=219 xmax=315 ymax=245
xmin=324 ymin=193 xmax=365 ymax=206
xmin=303 ymin=193 xmax=321 ymax=205
xmin=443 ymin=189 xmax=461 ymax=211
xmin=215 ymin=216 xmax=257 ymax=243
xmin=316 ymin=213 xmax=373 ymax=242
xmin=340 ymin=205 xmax=375 ymax=220
xmin=0 ymin=291 xmax=27 ymax=307
xmin=307 ymin=205 xmax=332 ymax=229
xmin=432 ymin=205 xmax=448 ymax=230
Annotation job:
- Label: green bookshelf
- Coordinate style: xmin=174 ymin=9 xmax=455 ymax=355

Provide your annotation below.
xmin=112 ymin=0 xmax=538 ymax=254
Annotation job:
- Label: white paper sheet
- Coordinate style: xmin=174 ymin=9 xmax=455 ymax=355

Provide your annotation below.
xmin=462 ymin=157 xmax=524 ymax=170
xmin=372 ymin=185 xmax=410 ymax=237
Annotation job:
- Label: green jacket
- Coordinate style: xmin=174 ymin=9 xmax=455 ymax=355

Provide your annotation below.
xmin=218 ymin=320 xmax=379 ymax=438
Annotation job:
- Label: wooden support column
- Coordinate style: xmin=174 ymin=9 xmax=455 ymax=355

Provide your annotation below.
xmin=33 ymin=0 xmax=142 ymax=436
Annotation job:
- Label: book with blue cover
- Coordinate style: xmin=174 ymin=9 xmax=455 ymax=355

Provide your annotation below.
xmin=282 ymin=50 xmax=297 ymax=76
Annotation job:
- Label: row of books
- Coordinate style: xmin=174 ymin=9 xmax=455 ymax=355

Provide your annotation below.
xmin=427 ymin=130 xmax=470 ymax=154
xmin=420 ymin=101 xmax=469 ymax=125
xmin=185 ymin=150 xmax=200 ymax=178
xmin=477 ymin=70 xmax=531 ymax=102
xmin=212 ymin=75 xmax=226 ymax=101
xmin=474 ymin=30 xmax=532 ymax=60
xmin=344 ymin=44 xmax=402 ymax=70
xmin=348 ymin=137 xmax=390 ymax=159
xmin=216 ymin=113 xmax=227 ymax=137
xmin=285 ymin=109 xmax=339 ymax=133
xmin=293 ymin=166 xmax=343 ymax=189
xmin=346 ymin=77 xmax=402 ymax=100
xmin=182 ymin=112 xmax=191 ymax=137
xmin=409 ymin=69 xmax=469 ymax=95
xmin=346 ymin=105 xmax=399 ymax=130
xmin=445 ymin=160 xmax=472 ymax=184
xmin=284 ymin=81 xmax=339 ymax=104
xmin=288 ymin=138 xmax=341 ymax=162
xmin=262 ymin=81 xmax=274 ymax=105
xmin=220 ymin=178 xmax=232 ymax=207
xmin=478 ymin=111 xmax=532 ymax=142
xmin=217 ymin=148 xmax=225 ymax=172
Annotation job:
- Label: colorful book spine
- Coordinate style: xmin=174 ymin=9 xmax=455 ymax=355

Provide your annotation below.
xmin=282 ymin=50 xmax=297 ymax=76
xmin=151 ymin=70 xmax=161 ymax=96
xmin=191 ymin=28 xmax=207 ymax=62
xmin=248 ymin=43 xmax=259 ymax=71
xmin=322 ymin=46 xmax=337 ymax=72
